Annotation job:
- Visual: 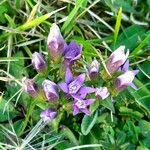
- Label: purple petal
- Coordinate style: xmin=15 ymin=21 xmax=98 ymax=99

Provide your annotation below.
xmin=64 ymin=42 xmax=82 ymax=59
xmin=122 ymin=60 xmax=129 ymax=72
xmin=85 ymin=99 xmax=95 ymax=106
xmin=22 ymin=77 xmax=38 ymax=97
xmin=132 ymin=70 xmax=139 ymax=75
xmin=71 ymin=94 xmax=82 ymax=101
xmin=95 ymin=87 xmax=110 ymax=100
xmin=78 ymin=87 xmax=95 ymax=95
xmin=65 ymin=68 xmax=73 ymax=84
xmin=43 ymin=80 xmax=59 ymax=101
xmin=73 ymin=106 xmax=80 ymax=116
xmin=74 ymin=73 xmax=85 ymax=84
xmin=32 ymin=52 xmax=46 ymax=71
xmin=72 ymin=53 xmax=81 ymax=61
xmin=68 ymin=74 xmax=85 ymax=94
xmin=130 ymin=82 xmax=138 ymax=90
xmin=59 ymin=82 xmax=69 ymax=93
xmin=40 ymin=108 xmax=57 ymax=122
xmin=80 ymin=108 xmax=91 ymax=115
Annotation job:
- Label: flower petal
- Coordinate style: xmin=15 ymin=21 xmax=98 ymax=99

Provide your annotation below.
xmin=59 ymin=82 xmax=68 ymax=93
xmin=85 ymin=99 xmax=95 ymax=106
xmin=71 ymin=94 xmax=82 ymax=101
xmin=132 ymin=70 xmax=139 ymax=75
xmin=80 ymin=108 xmax=91 ymax=115
xmin=130 ymin=82 xmax=138 ymax=90
xmin=122 ymin=60 xmax=129 ymax=72
xmin=78 ymin=87 xmax=95 ymax=95
xmin=64 ymin=42 xmax=82 ymax=59
xmin=74 ymin=73 xmax=85 ymax=85
xmin=68 ymin=73 xmax=85 ymax=94
xmin=73 ymin=106 xmax=80 ymax=116
xmin=72 ymin=53 xmax=81 ymax=61
xmin=65 ymin=67 xmax=73 ymax=84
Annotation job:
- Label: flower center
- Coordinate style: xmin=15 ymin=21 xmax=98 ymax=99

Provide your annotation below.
xmin=69 ymin=85 xmax=77 ymax=91
xmin=76 ymin=100 xmax=85 ymax=109
xmin=69 ymin=82 xmax=79 ymax=93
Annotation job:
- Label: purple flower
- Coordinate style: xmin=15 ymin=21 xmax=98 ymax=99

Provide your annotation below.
xmin=106 ymin=46 xmax=129 ymax=74
xmin=95 ymin=87 xmax=110 ymax=100
xmin=47 ymin=23 xmax=65 ymax=60
xmin=40 ymin=108 xmax=57 ymax=122
xmin=32 ymin=52 xmax=46 ymax=72
xmin=88 ymin=59 xmax=100 ymax=80
xmin=72 ymin=95 xmax=94 ymax=115
xmin=59 ymin=68 xmax=95 ymax=97
xmin=119 ymin=60 xmax=139 ymax=90
xmin=63 ymin=42 xmax=82 ymax=67
xmin=22 ymin=77 xmax=38 ymax=97
xmin=115 ymin=70 xmax=139 ymax=91
xmin=43 ymin=80 xmax=59 ymax=101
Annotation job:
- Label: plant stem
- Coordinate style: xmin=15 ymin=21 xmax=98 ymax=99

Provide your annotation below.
xmin=19 ymin=100 xmax=36 ymax=136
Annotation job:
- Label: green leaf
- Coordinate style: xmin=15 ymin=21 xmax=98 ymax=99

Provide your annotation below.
xmin=5 ymin=14 xmax=16 ymax=28
xmin=60 ymin=126 xmax=78 ymax=146
xmin=17 ymin=7 xmax=65 ymax=31
xmin=96 ymin=113 xmax=109 ymax=124
xmin=101 ymin=98 xmax=115 ymax=113
xmin=131 ymin=33 xmax=150 ymax=56
xmin=119 ymin=106 xmax=143 ymax=120
xmin=137 ymin=146 xmax=149 ymax=150
xmin=55 ymin=141 xmax=72 ymax=150
xmin=129 ymin=79 xmax=150 ymax=112
xmin=114 ymin=25 xmax=145 ymax=50
xmin=0 ymin=98 xmax=18 ymax=122
xmin=81 ymin=111 xmax=98 ymax=135
xmin=62 ymin=0 xmax=85 ymax=34
xmin=9 ymin=51 xmax=27 ymax=78
xmin=114 ymin=7 xmax=122 ymax=47
xmin=137 ymin=96 xmax=150 ymax=111
xmin=139 ymin=120 xmax=150 ymax=137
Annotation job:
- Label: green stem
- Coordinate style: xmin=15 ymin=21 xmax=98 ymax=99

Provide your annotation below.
xmin=19 ymin=101 xmax=36 ymax=136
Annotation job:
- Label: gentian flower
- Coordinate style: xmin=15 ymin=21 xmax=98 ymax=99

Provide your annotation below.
xmin=115 ymin=70 xmax=139 ymax=91
xmin=106 ymin=46 xmax=129 ymax=74
xmin=40 ymin=108 xmax=57 ymax=122
xmin=47 ymin=23 xmax=65 ymax=60
xmin=22 ymin=77 xmax=38 ymax=97
xmin=43 ymin=80 xmax=59 ymax=101
xmin=63 ymin=42 xmax=82 ymax=67
xmin=32 ymin=52 xmax=46 ymax=72
xmin=72 ymin=95 xmax=94 ymax=115
xmin=59 ymin=68 xmax=95 ymax=97
xmin=88 ymin=59 xmax=100 ymax=80
xmin=95 ymin=87 xmax=110 ymax=100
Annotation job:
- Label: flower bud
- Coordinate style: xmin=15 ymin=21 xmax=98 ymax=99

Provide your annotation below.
xmin=115 ymin=70 xmax=139 ymax=91
xmin=43 ymin=80 xmax=59 ymax=101
xmin=47 ymin=23 xmax=65 ymax=60
xmin=106 ymin=46 xmax=129 ymax=74
xmin=63 ymin=42 xmax=82 ymax=69
xmin=22 ymin=77 xmax=38 ymax=97
xmin=32 ymin=52 xmax=46 ymax=72
xmin=88 ymin=59 xmax=100 ymax=80
xmin=40 ymin=108 xmax=57 ymax=122
xmin=95 ymin=87 xmax=110 ymax=100
xmin=64 ymin=42 xmax=82 ymax=62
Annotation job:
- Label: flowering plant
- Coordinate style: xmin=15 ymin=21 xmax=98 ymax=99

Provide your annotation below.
xmin=23 ymin=23 xmax=139 ymax=125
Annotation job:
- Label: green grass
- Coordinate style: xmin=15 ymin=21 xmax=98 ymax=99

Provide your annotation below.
xmin=0 ymin=0 xmax=150 ymax=150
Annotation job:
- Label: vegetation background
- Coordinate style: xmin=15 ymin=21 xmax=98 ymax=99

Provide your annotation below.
xmin=0 ymin=0 xmax=150 ymax=150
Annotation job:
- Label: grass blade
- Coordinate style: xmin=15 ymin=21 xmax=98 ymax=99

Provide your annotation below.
xmin=114 ymin=7 xmax=122 ymax=47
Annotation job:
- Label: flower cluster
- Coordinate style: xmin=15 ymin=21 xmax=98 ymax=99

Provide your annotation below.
xmin=22 ymin=23 xmax=139 ymax=122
